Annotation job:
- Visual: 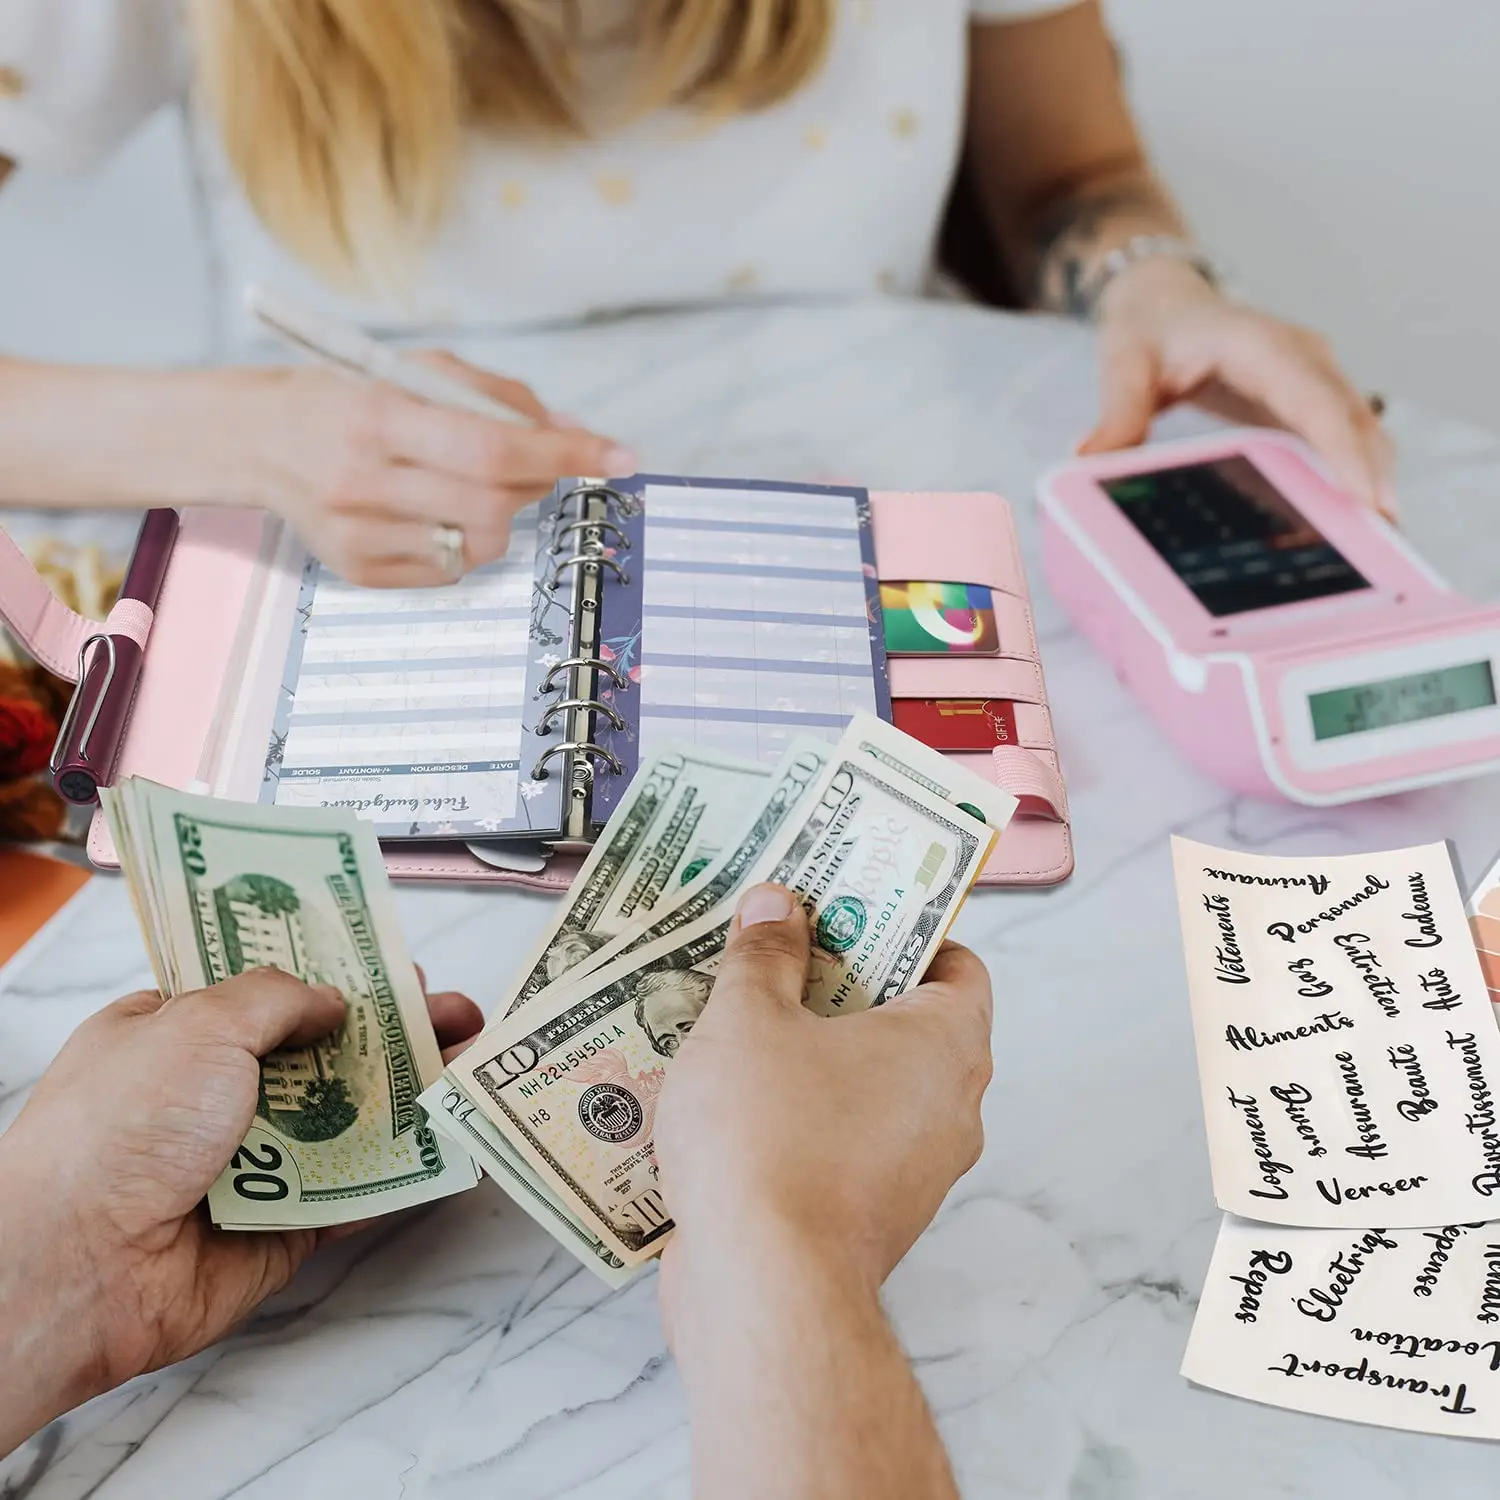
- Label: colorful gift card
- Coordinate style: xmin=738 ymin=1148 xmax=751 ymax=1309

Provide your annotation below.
xmin=892 ymin=698 xmax=1019 ymax=751
xmin=880 ymin=581 xmax=999 ymax=656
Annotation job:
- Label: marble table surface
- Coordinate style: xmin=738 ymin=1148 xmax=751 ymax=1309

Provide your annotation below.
xmin=7 ymin=298 xmax=1500 ymax=1500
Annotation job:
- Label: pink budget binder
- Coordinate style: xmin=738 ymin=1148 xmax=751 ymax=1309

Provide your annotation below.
xmin=1 ymin=485 xmax=1071 ymax=890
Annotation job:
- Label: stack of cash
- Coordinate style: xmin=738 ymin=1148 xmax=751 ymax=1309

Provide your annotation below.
xmin=101 ymin=781 xmax=479 ymax=1230
xmin=421 ymin=711 xmax=1015 ymax=1284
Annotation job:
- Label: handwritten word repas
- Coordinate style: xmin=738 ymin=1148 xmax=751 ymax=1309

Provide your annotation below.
xmin=1230 ymin=1247 xmax=1293 ymax=1324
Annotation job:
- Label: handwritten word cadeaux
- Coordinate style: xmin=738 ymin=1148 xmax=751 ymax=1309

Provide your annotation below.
xmin=1171 ymin=838 xmax=1500 ymax=1229
xmin=1183 ymin=1214 xmax=1500 ymax=1439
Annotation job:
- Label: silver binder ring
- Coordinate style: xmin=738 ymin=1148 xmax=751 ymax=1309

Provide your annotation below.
xmin=550 ymin=518 xmax=631 ymax=554
xmin=539 ymin=697 xmax=626 ymax=735
xmin=531 ymin=741 xmax=625 ymax=780
xmin=548 ymin=553 xmax=628 ymax=592
xmin=558 ymin=482 xmax=642 ymax=520
xmin=542 ymin=656 xmax=627 ymax=693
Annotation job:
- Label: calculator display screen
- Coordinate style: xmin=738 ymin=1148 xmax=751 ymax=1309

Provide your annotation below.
xmin=1309 ymin=661 xmax=1497 ymax=741
xmin=1102 ymin=456 xmax=1371 ymax=617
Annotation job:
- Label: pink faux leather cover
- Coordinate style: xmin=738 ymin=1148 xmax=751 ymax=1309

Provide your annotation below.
xmin=87 ymin=492 xmax=1072 ymax=889
xmin=870 ymin=492 xmax=1072 ymax=887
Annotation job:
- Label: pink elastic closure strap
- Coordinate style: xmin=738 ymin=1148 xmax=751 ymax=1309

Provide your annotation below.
xmin=990 ymin=746 xmax=1069 ymax=821
xmin=0 ymin=526 xmax=100 ymax=681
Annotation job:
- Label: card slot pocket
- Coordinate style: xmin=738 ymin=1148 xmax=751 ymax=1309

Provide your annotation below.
xmin=888 ymin=655 xmax=1045 ymax=705
xmin=870 ymin=491 xmax=1027 ymax=600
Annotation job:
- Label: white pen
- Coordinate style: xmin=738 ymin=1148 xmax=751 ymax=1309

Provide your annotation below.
xmin=244 ymin=283 xmax=532 ymax=425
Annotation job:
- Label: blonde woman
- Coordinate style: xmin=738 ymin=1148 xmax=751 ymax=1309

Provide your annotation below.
xmin=0 ymin=1 xmax=1390 ymax=588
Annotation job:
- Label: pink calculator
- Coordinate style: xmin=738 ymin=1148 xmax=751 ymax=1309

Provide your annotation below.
xmin=1040 ymin=429 xmax=1500 ymax=805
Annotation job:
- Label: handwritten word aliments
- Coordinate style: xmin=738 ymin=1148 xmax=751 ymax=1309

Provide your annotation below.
xmin=1203 ymin=893 xmax=1249 ymax=984
xmin=1225 ymin=1011 xmax=1354 ymax=1053
xmin=1266 ymin=875 xmax=1391 ymax=944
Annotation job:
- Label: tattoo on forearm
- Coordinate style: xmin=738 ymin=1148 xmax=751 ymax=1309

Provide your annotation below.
xmin=1027 ymin=184 xmax=1170 ymax=317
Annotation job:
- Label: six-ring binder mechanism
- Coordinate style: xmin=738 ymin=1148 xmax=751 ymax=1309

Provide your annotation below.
xmin=535 ymin=479 xmax=642 ymax=841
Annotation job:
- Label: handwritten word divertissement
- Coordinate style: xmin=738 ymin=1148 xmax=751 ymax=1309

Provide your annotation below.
xmin=1333 ymin=933 xmax=1401 ymax=1018
xmin=1227 ymin=1090 xmax=1294 ymax=1200
xmin=1293 ymin=1231 xmax=1399 ymax=1321
xmin=1225 ymin=1012 xmax=1354 ymax=1053
xmin=1402 ymin=872 xmax=1442 ymax=948
xmin=1266 ymin=876 xmax=1391 ymax=944
xmin=1203 ymin=894 xmax=1250 ymax=984
xmin=1446 ymin=1031 xmax=1500 ymax=1196
xmin=1204 ymin=867 xmax=1330 ymax=897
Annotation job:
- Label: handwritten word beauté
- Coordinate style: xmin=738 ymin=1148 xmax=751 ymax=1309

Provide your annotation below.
xmin=1266 ymin=875 xmax=1390 ymax=944
xmin=1388 ymin=1042 xmax=1438 ymax=1122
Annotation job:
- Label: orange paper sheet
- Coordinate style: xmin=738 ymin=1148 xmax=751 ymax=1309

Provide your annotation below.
xmin=0 ymin=848 xmax=90 ymax=966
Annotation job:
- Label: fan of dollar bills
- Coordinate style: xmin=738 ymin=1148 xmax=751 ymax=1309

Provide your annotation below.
xmin=104 ymin=711 xmax=1013 ymax=1282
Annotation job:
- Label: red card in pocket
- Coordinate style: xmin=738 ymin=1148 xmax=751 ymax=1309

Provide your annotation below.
xmin=893 ymin=698 xmax=1019 ymax=751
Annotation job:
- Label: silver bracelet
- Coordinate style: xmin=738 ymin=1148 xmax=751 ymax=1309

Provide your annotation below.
xmin=1078 ymin=235 xmax=1228 ymax=321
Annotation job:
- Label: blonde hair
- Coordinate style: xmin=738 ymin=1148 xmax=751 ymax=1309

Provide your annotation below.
xmin=187 ymin=0 xmax=834 ymax=290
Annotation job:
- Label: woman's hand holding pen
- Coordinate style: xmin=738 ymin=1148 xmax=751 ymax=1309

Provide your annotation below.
xmin=247 ymin=353 xmax=634 ymax=588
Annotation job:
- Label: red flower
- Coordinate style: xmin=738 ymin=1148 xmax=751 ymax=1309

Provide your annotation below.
xmin=0 ymin=696 xmax=57 ymax=780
